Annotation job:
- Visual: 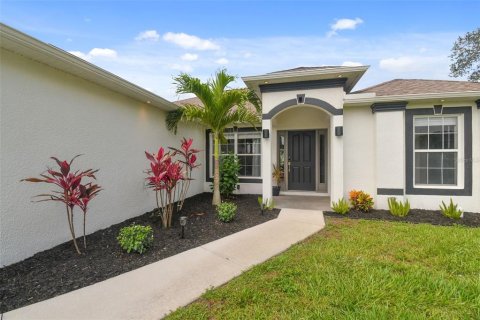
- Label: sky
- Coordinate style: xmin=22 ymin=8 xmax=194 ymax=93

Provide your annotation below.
xmin=1 ymin=0 xmax=479 ymax=101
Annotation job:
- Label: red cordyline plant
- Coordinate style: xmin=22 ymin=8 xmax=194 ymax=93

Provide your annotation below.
xmin=21 ymin=156 xmax=101 ymax=254
xmin=169 ymin=138 xmax=200 ymax=211
xmin=145 ymin=147 xmax=184 ymax=228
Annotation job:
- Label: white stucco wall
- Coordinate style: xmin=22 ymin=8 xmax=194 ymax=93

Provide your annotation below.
xmin=261 ymin=87 xmax=345 ymax=114
xmin=398 ymin=101 xmax=480 ymax=212
xmin=343 ymin=106 xmax=376 ymax=199
xmin=261 ymin=87 xmax=345 ymax=200
xmin=0 ymin=49 xmax=205 ymax=266
xmin=272 ymin=106 xmax=330 ymax=129
xmin=344 ymin=102 xmax=479 ymax=212
xmin=374 ymin=111 xmax=405 ymax=209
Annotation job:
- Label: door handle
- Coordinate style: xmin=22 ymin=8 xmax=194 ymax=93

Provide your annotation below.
xmin=288 ymin=161 xmax=291 ymax=173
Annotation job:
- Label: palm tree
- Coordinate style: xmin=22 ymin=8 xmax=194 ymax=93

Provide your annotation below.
xmin=166 ymin=69 xmax=261 ymax=205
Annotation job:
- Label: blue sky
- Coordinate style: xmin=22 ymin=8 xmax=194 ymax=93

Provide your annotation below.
xmin=2 ymin=1 xmax=479 ymax=100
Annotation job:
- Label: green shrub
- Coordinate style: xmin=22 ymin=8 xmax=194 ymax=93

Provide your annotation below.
xmin=387 ymin=197 xmax=410 ymax=217
xmin=258 ymin=196 xmax=275 ymax=212
xmin=440 ymin=198 xmax=463 ymax=220
xmin=349 ymin=190 xmax=374 ymax=212
xmin=331 ymin=198 xmax=349 ymax=214
xmin=217 ymin=202 xmax=237 ymax=222
xmin=210 ymin=153 xmax=240 ymax=197
xmin=117 ymin=224 xmax=154 ymax=254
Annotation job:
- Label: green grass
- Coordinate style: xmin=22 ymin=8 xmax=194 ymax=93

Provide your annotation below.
xmin=167 ymin=218 xmax=480 ymax=320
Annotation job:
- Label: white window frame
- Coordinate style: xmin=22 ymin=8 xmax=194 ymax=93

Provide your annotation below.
xmin=413 ymin=114 xmax=464 ymax=189
xmin=209 ymin=131 xmax=262 ymax=179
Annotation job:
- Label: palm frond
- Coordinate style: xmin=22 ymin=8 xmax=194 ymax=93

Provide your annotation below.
xmin=246 ymin=89 xmax=262 ymax=114
xmin=181 ymin=104 xmax=208 ymax=125
xmin=222 ymin=105 xmax=261 ymax=129
xmin=211 ymin=68 xmax=236 ymax=96
xmin=173 ymin=73 xmax=214 ymax=107
xmin=169 ymin=69 xmax=260 ymax=134
xmin=165 ymin=108 xmax=184 ymax=134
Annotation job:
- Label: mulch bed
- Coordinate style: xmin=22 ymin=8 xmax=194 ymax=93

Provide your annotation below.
xmin=0 ymin=193 xmax=279 ymax=313
xmin=324 ymin=209 xmax=480 ymax=227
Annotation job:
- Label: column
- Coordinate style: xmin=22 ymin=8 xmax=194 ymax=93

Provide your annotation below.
xmin=375 ymin=110 xmax=405 ymax=208
xmin=330 ymin=115 xmax=344 ymax=202
xmin=262 ymin=119 xmax=273 ymax=200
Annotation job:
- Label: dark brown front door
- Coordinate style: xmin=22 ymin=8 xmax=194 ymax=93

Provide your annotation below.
xmin=288 ymin=131 xmax=316 ymax=191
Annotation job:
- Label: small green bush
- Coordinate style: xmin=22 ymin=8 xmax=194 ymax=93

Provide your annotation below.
xmin=117 ymin=224 xmax=154 ymax=254
xmin=331 ymin=198 xmax=349 ymax=214
xmin=440 ymin=198 xmax=463 ymax=220
xmin=217 ymin=202 xmax=237 ymax=222
xmin=258 ymin=196 xmax=274 ymax=211
xmin=211 ymin=153 xmax=240 ymax=197
xmin=388 ymin=197 xmax=410 ymax=217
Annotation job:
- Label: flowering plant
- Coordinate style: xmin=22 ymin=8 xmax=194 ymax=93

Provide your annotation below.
xmin=145 ymin=147 xmax=184 ymax=228
xmin=22 ymin=155 xmax=101 ymax=254
xmin=349 ymin=189 xmax=374 ymax=212
xmin=170 ymin=138 xmax=200 ymax=211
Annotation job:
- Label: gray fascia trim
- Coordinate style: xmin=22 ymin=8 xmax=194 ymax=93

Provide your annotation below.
xmin=377 ymin=188 xmax=404 ymax=196
xmin=371 ymin=102 xmax=408 ymax=113
xmin=476 ymin=99 xmax=480 ymax=109
xmin=405 ymin=106 xmax=472 ymax=196
xmin=205 ymin=128 xmax=262 ymax=184
xmin=262 ymin=97 xmax=343 ymax=120
xmin=259 ymin=78 xmax=347 ymax=93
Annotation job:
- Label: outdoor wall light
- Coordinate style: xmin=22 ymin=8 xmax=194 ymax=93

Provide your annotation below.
xmin=262 ymin=129 xmax=270 ymax=139
xmin=179 ymin=216 xmax=187 ymax=239
xmin=335 ymin=126 xmax=343 ymax=137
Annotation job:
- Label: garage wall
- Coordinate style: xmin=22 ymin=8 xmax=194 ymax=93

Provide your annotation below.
xmin=0 ymin=49 xmax=205 ymax=266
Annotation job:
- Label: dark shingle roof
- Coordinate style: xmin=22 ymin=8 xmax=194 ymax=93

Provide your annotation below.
xmin=174 ymin=95 xmax=257 ymax=112
xmin=268 ymin=66 xmax=343 ymax=74
xmin=353 ymin=79 xmax=480 ymax=96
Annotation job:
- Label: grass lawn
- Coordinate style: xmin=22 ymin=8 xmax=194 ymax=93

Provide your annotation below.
xmin=167 ymin=218 xmax=480 ymax=319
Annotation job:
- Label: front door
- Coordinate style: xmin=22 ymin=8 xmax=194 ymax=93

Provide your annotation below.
xmin=288 ymin=131 xmax=316 ymax=191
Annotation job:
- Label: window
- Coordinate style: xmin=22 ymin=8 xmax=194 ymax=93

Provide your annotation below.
xmin=209 ymin=131 xmax=261 ymax=178
xmin=414 ymin=116 xmax=458 ymax=186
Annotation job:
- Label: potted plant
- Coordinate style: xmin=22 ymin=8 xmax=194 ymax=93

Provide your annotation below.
xmin=272 ymin=164 xmax=283 ymax=196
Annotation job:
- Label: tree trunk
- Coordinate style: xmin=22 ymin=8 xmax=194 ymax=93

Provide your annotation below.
xmin=212 ymin=132 xmax=221 ymax=206
xmin=66 ymin=205 xmax=81 ymax=254
xmin=83 ymin=211 xmax=87 ymax=250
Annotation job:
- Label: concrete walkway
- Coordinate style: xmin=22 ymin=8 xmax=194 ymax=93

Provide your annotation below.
xmin=4 ymin=209 xmax=325 ymax=320
xmin=274 ymin=195 xmax=331 ymax=211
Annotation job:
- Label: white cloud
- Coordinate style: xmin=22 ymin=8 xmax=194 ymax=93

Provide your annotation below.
xmin=65 ymin=31 xmax=456 ymax=101
xmin=342 ymin=61 xmax=363 ymax=67
xmin=135 ymin=30 xmax=160 ymax=42
xmin=68 ymin=48 xmax=117 ymax=61
xmin=379 ymin=57 xmax=416 ymax=72
xmin=163 ymin=32 xmax=219 ymax=50
xmin=243 ymin=52 xmax=252 ymax=58
xmin=89 ymin=48 xmax=118 ymax=58
xmin=378 ymin=55 xmax=448 ymax=74
xmin=69 ymin=50 xmax=90 ymax=60
xmin=181 ymin=53 xmax=198 ymax=61
xmin=215 ymin=57 xmax=229 ymax=65
xmin=328 ymin=18 xmax=363 ymax=37
xmin=170 ymin=63 xmax=193 ymax=72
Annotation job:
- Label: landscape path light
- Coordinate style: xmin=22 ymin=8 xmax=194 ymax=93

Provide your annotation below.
xmin=179 ymin=216 xmax=187 ymax=239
